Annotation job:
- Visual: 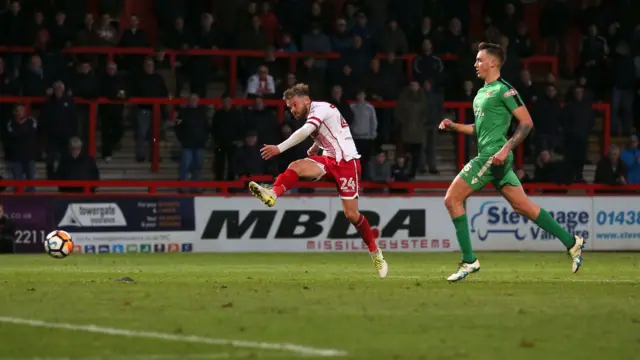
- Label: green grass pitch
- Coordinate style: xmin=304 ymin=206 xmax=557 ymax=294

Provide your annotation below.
xmin=0 ymin=252 xmax=639 ymax=360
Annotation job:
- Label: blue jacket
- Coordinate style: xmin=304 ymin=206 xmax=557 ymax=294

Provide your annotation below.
xmin=621 ymin=149 xmax=640 ymax=184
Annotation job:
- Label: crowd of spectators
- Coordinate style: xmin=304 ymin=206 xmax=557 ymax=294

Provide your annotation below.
xmin=0 ymin=0 xmax=639 ymax=188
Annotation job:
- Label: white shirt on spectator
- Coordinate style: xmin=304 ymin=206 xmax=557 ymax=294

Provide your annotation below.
xmin=246 ymin=74 xmax=276 ymax=97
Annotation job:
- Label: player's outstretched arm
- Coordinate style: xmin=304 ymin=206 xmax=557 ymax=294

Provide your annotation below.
xmin=439 ymin=118 xmax=476 ymax=135
xmin=260 ymin=123 xmax=315 ymax=160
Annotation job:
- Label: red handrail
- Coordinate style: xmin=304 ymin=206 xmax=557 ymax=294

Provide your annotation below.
xmin=0 ymin=47 xmax=558 ymax=96
xmin=2 ymin=179 xmax=639 ymax=196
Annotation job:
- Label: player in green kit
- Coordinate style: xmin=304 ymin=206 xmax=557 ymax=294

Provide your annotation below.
xmin=439 ymin=42 xmax=585 ymax=282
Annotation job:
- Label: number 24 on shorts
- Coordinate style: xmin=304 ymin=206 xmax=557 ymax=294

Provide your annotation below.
xmin=340 ymin=177 xmax=356 ymax=191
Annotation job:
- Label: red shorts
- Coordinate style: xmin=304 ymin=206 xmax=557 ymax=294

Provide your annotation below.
xmin=307 ymin=156 xmax=361 ymax=199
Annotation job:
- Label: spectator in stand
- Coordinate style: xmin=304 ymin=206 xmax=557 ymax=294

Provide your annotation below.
xmin=329 ymin=85 xmax=354 ymax=126
xmin=411 ymin=16 xmax=438 ymax=53
xmin=413 ymin=39 xmax=444 ymax=88
xmin=565 ymin=74 xmax=595 ymax=103
xmin=498 ymin=35 xmax=522 ymax=84
xmin=76 ymin=13 xmax=99 ymax=46
xmin=621 ymin=135 xmax=640 ymax=184
xmin=278 ymin=73 xmax=298 ymax=99
xmin=516 ymin=69 xmax=539 ymax=105
xmin=212 ymin=94 xmax=245 ymax=181
xmin=296 ymin=57 xmax=326 ymax=100
xmin=350 ymin=90 xmax=377 ymax=172
xmin=236 ymin=1 xmax=258 ymax=32
xmin=440 ymin=18 xmax=466 ymax=55
xmin=259 ymin=1 xmax=280 ymax=45
xmin=69 ymin=61 xmax=99 ymax=144
xmin=540 ymin=0 xmax=571 ymax=57
xmin=246 ymin=65 xmax=276 ymax=99
xmin=153 ymin=47 xmax=176 ymax=96
xmin=595 ymin=144 xmax=627 ymax=186
xmin=611 ymin=41 xmax=635 ymax=136
xmin=366 ymin=150 xmax=391 ymax=193
xmin=532 ymin=84 xmax=563 ymax=155
xmin=343 ymin=35 xmax=371 ymax=77
xmin=496 ymin=2 xmax=520 ymax=38
xmin=605 ymin=22 xmax=622 ymax=51
xmin=331 ymin=18 xmax=352 ymax=54
xmin=579 ymin=24 xmax=608 ymax=98
xmin=27 ymin=10 xmax=46 ymax=46
xmin=579 ymin=0 xmax=611 ymax=35
xmin=246 ymin=96 xmax=279 ymax=147
xmin=512 ymin=22 xmax=534 ymax=58
xmin=232 ymin=130 xmax=267 ymax=179
xmin=235 ymin=15 xmax=267 ymax=50
xmin=534 ymin=150 xmax=564 ymax=183
xmin=389 ymin=0 xmax=423 ymax=37
xmin=119 ymin=15 xmax=151 ymax=73
xmin=99 ymin=61 xmax=126 ymax=161
xmin=163 ymin=16 xmax=191 ymax=50
xmin=563 ymin=86 xmax=595 ymax=183
xmin=377 ymin=19 xmax=409 ymax=55
xmin=132 ymin=58 xmax=168 ymax=162
xmin=42 ymin=81 xmax=78 ymax=179
xmin=350 ymin=12 xmax=375 ymax=50
xmin=96 ymin=13 xmax=118 ymax=46
xmin=50 ymin=11 xmax=73 ymax=50
xmin=302 ymin=23 xmax=332 ymax=70
xmin=422 ymin=80 xmax=441 ymax=175
xmin=395 ymin=81 xmax=427 ymax=178
xmin=6 ymin=104 xmax=37 ymax=189
xmin=278 ymin=32 xmax=298 ymax=52
xmin=332 ymin=64 xmax=361 ymax=100
xmin=262 ymin=46 xmax=286 ymax=84
xmin=307 ymin=1 xmax=332 ymax=34
xmin=21 ymin=55 xmax=53 ymax=97
xmin=55 ymin=137 xmax=100 ymax=193
xmin=175 ymin=94 xmax=209 ymax=188
xmin=196 ymin=13 xmax=223 ymax=49
xmin=3 ymin=1 xmax=27 ymax=49
xmin=0 ymin=58 xmax=18 ymax=155
xmin=390 ymin=155 xmax=411 ymax=193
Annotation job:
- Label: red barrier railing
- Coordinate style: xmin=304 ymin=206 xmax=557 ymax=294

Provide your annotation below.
xmin=1 ymin=179 xmax=638 ymax=196
xmin=0 ymin=96 xmax=610 ymax=173
xmin=0 ymin=47 xmax=558 ymax=96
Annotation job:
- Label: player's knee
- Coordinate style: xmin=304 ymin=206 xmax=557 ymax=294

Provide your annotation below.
xmin=443 ymin=194 xmax=461 ymax=212
xmin=343 ymin=209 xmax=360 ymax=223
xmin=287 ymin=160 xmax=304 ymax=174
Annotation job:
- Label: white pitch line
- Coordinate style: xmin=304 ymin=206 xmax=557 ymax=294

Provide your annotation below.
xmin=0 ymin=317 xmax=347 ymax=358
xmin=1 ymin=354 xmax=234 ymax=360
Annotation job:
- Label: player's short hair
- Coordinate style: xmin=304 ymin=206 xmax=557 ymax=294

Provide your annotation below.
xmin=283 ymin=83 xmax=309 ymax=100
xmin=478 ymin=42 xmax=506 ymax=66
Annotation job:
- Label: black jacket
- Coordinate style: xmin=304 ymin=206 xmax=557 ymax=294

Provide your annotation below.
xmin=595 ymin=157 xmax=627 ymax=185
xmin=55 ymin=153 xmax=100 ymax=193
xmin=41 ymin=95 xmax=79 ymax=138
xmin=212 ymin=108 xmax=245 ymax=147
xmin=175 ymin=107 xmax=210 ymax=149
xmin=6 ymin=117 xmax=38 ymax=162
xmin=133 ymin=72 xmax=168 ymax=111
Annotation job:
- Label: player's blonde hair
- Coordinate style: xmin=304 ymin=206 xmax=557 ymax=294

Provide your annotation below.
xmin=282 ymin=83 xmax=310 ymax=100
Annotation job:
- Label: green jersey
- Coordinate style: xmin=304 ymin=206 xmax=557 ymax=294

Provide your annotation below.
xmin=473 ymin=77 xmax=524 ymax=156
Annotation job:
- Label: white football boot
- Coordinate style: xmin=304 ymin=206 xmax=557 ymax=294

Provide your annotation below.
xmin=248 ymin=181 xmax=277 ymax=207
xmin=447 ymin=259 xmax=481 ymax=282
xmin=370 ymin=248 xmax=388 ymax=278
xmin=568 ymin=235 xmax=585 ymax=273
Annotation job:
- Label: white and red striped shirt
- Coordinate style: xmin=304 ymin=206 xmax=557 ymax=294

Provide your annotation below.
xmin=305 ymin=102 xmax=360 ymax=162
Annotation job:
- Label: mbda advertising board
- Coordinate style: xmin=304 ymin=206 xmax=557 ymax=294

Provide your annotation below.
xmin=194 ymin=197 xmax=455 ymax=252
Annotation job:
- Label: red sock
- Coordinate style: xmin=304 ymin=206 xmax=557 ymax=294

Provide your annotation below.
xmin=272 ymin=169 xmax=299 ymax=197
xmin=354 ymin=214 xmax=378 ymax=252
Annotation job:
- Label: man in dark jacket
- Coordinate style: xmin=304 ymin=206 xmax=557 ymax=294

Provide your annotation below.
xmin=212 ymin=94 xmax=245 ymax=180
xmin=562 ymin=86 xmax=595 ymax=183
xmin=42 ymin=81 xmax=79 ymax=179
xmin=175 ymin=93 xmax=209 ymax=184
xmin=55 ymin=137 xmax=100 ymax=193
xmin=133 ymin=58 xmax=168 ymax=162
xmin=232 ymin=130 xmax=267 ymax=179
xmin=99 ymin=61 xmax=126 ymax=160
xmin=595 ymin=144 xmax=627 ymax=186
xmin=20 ymin=55 xmax=53 ymax=97
xmin=532 ymin=84 xmax=563 ymax=155
xmin=6 ymin=104 xmax=37 ymax=191
xmin=328 ymin=85 xmax=354 ymax=125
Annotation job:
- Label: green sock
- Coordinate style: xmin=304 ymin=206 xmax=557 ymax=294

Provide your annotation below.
xmin=452 ymin=214 xmax=476 ymax=263
xmin=535 ymin=208 xmax=576 ymax=249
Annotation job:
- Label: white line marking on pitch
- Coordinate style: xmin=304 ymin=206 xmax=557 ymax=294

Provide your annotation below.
xmin=1 ymin=354 xmax=236 ymax=360
xmin=0 ymin=317 xmax=347 ymax=358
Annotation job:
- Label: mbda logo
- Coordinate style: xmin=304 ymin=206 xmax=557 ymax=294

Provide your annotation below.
xmin=470 ymin=200 xmax=590 ymax=241
xmin=198 ymin=207 xmax=449 ymax=250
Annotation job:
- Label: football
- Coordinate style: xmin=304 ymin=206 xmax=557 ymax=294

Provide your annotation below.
xmin=44 ymin=230 xmax=74 ymax=259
